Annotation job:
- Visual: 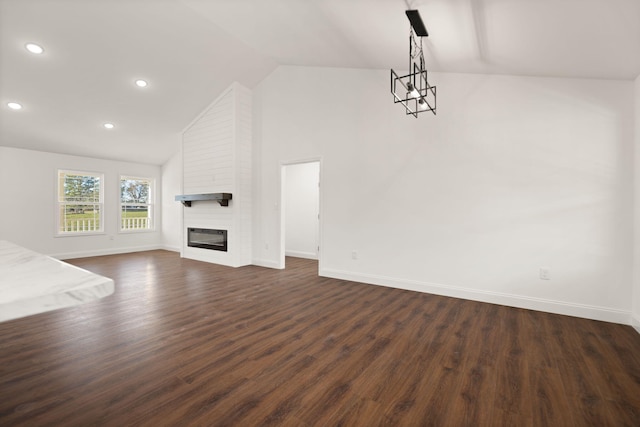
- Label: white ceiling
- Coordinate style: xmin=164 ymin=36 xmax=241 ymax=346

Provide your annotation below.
xmin=1 ymin=0 xmax=639 ymax=165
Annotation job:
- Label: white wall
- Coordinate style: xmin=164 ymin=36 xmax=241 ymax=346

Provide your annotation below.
xmin=285 ymin=162 xmax=319 ymax=259
xmin=633 ymin=75 xmax=640 ymax=332
xmin=253 ymin=66 xmax=635 ymax=324
xmin=161 ymin=149 xmax=183 ymax=252
xmin=0 ymin=146 xmax=162 ymax=258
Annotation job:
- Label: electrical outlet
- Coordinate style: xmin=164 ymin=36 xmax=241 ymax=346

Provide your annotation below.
xmin=265 ymin=243 xmax=269 ymax=250
xmin=540 ymin=267 xmax=550 ymax=280
xmin=352 ymin=251 xmax=358 ymax=260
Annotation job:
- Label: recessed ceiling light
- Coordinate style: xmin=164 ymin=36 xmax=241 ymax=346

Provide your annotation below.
xmin=135 ymin=79 xmax=148 ymax=88
xmin=103 ymin=123 xmax=115 ymax=129
xmin=7 ymin=102 xmax=23 ymax=110
xmin=25 ymin=43 xmax=44 ymax=54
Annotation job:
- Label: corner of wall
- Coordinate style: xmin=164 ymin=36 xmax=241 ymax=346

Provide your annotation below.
xmin=161 ymin=148 xmax=183 ymax=252
xmin=633 ymin=74 xmax=640 ymax=330
xmin=632 ymin=314 xmax=640 ymax=335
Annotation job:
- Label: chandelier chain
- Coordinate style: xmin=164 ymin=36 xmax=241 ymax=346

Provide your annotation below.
xmin=410 ymin=26 xmax=423 ymax=63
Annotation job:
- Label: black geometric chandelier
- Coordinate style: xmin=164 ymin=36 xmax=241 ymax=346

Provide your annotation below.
xmin=390 ymin=10 xmax=436 ymax=117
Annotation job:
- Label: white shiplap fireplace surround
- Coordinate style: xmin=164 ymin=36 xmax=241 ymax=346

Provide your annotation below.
xmin=180 ymin=82 xmax=252 ymax=267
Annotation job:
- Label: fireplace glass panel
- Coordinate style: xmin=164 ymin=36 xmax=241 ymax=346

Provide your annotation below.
xmin=188 ymin=228 xmax=227 ymax=251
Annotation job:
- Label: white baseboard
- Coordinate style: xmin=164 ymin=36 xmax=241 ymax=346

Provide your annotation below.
xmin=285 ymin=250 xmax=318 ymax=260
xmin=52 ymin=245 xmax=164 ymax=260
xmin=252 ymin=258 xmax=284 ymax=269
xmin=321 ymin=268 xmax=632 ymax=325
xmin=160 ymin=245 xmax=181 ymax=253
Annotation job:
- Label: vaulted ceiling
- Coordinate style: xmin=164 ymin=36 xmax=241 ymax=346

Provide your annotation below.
xmin=1 ymin=0 xmax=639 ymax=165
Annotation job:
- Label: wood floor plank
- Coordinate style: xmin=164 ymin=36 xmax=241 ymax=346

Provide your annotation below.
xmin=1 ymin=251 xmax=639 ymax=426
xmin=540 ymin=312 xmax=633 ymax=426
xmin=441 ymin=303 xmax=498 ymax=427
xmin=519 ymin=310 xmax=576 ymax=426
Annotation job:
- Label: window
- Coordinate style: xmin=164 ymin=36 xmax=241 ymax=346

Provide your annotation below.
xmin=120 ymin=176 xmax=154 ymax=231
xmin=57 ymin=170 xmax=104 ymax=234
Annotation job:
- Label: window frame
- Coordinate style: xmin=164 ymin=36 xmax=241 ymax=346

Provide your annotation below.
xmin=56 ymin=169 xmax=105 ymax=237
xmin=119 ymin=175 xmax=155 ymax=233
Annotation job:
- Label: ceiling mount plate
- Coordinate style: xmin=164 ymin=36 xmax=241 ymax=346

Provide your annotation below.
xmin=405 ymin=10 xmax=429 ymax=37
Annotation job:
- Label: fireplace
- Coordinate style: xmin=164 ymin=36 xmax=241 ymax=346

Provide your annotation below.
xmin=187 ymin=228 xmax=227 ymax=251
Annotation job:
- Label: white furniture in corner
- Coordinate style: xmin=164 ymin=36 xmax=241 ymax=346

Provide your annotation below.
xmin=0 ymin=240 xmax=114 ymax=322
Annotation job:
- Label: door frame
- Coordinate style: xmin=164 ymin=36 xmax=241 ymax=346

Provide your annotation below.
xmin=279 ymin=157 xmax=323 ymax=271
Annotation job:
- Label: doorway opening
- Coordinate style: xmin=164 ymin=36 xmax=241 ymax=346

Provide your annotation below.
xmin=280 ymin=159 xmax=321 ymax=271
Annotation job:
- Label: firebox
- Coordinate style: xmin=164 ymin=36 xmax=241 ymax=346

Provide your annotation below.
xmin=187 ymin=228 xmax=227 ymax=251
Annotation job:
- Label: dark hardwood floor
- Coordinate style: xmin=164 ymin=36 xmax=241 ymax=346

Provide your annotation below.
xmin=1 ymin=250 xmax=639 ymax=426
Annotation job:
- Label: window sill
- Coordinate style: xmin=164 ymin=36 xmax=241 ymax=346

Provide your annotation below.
xmin=55 ymin=232 xmax=106 ymax=238
xmin=118 ymin=229 xmax=156 ymax=234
